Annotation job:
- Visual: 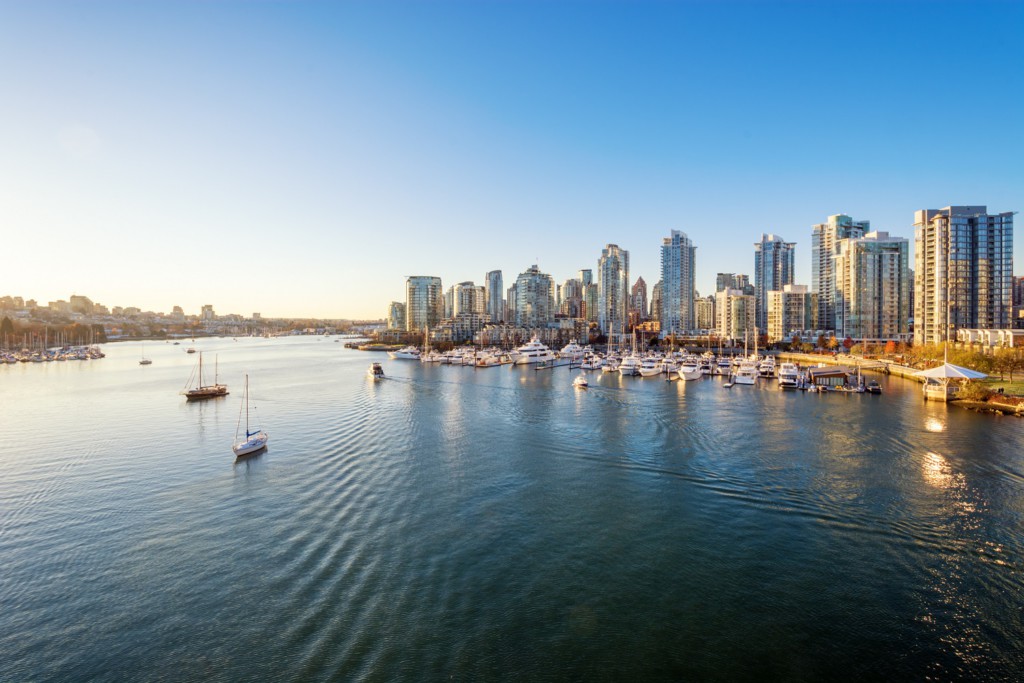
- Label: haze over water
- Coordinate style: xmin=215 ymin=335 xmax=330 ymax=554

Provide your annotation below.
xmin=2 ymin=337 xmax=1023 ymax=680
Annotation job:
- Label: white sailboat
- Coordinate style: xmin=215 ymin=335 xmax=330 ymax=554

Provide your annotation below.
xmin=232 ymin=374 xmax=268 ymax=457
xmin=139 ymin=341 xmax=152 ymax=365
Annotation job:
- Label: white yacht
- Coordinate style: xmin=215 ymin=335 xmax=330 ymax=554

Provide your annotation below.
xmin=573 ymin=373 xmax=589 ymax=389
xmin=388 ymin=346 xmax=421 ymax=360
xmin=677 ymin=359 xmax=702 ymax=381
xmin=778 ymin=362 xmax=800 ymax=389
xmin=758 ymin=356 xmax=776 ymax=378
xmin=618 ymin=354 xmax=641 ymax=377
xmin=559 ymin=340 xmax=586 ymax=361
xmin=716 ymin=357 xmax=733 ymax=375
xmin=733 ymin=360 xmax=758 ymax=385
xmin=638 ymin=356 xmax=662 ymax=377
xmin=601 ymin=356 xmax=621 ymax=373
xmin=512 ymin=337 xmax=556 ymax=365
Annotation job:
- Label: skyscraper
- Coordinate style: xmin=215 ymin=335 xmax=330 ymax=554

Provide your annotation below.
xmin=485 ymin=270 xmax=504 ymax=323
xmin=914 ymin=206 xmax=1014 ymax=345
xmin=560 ymin=278 xmax=584 ymax=318
xmin=406 ymin=276 xmax=443 ymax=332
xmin=453 ymin=282 xmax=486 ymax=316
xmin=513 ymin=265 xmax=556 ymax=329
xmin=833 ymin=231 xmax=910 ymax=341
xmin=597 ymin=245 xmax=629 ymax=334
xmin=812 ymin=214 xmax=869 ymax=331
xmin=716 ymin=273 xmax=736 ymax=293
xmin=659 ymin=230 xmax=696 ymax=335
xmin=629 ymin=276 xmax=648 ymax=329
xmin=650 ymin=280 xmax=662 ymax=322
xmin=715 ymin=288 xmax=755 ymax=342
xmin=753 ymin=234 xmax=795 ymax=332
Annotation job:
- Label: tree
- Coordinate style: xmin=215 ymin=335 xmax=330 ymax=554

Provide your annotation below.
xmin=884 ymin=340 xmax=896 ymax=355
xmin=827 ymin=336 xmax=840 ymax=351
xmin=817 ymin=334 xmax=827 ymax=350
xmin=842 ymin=336 xmax=854 ymax=350
xmin=790 ymin=334 xmax=802 ymax=351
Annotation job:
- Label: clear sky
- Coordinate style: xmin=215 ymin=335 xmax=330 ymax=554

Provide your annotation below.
xmin=1 ymin=0 xmax=1021 ymax=319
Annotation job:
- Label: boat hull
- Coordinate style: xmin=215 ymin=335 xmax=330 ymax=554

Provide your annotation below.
xmin=233 ymin=433 xmax=269 ymax=457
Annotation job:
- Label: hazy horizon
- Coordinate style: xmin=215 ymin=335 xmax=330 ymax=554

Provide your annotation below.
xmin=2 ymin=1 xmax=1021 ymax=319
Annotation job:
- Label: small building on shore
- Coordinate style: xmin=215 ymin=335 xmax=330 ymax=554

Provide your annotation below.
xmin=807 ymin=365 xmax=855 ymax=389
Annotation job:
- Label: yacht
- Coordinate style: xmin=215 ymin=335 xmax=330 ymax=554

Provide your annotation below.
xmin=368 ymin=362 xmax=385 ymax=380
xmin=601 ymin=356 xmax=621 ymax=373
xmin=573 ymin=373 xmax=589 ymax=389
xmin=580 ymin=354 xmax=604 ymax=370
xmin=618 ymin=354 xmax=641 ymax=377
xmin=559 ymin=340 xmax=586 ymax=362
xmin=758 ymin=356 xmax=776 ymax=378
xmin=388 ymin=346 xmax=421 ymax=360
xmin=716 ymin=357 xmax=733 ymax=375
xmin=778 ymin=363 xmax=800 ymax=389
xmin=638 ymin=356 xmax=662 ymax=377
xmin=677 ymin=359 xmax=702 ymax=381
xmin=512 ymin=337 xmax=556 ymax=365
xmin=732 ymin=360 xmax=758 ymax=385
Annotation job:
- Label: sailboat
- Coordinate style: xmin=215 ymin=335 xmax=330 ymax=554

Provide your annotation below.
xmin=232 ymin=374 xmax=268 ymax=456
xmin=182 ymin=352 xmax=229 ymax=401
xmin=139 ymin=341 xmax=152 ymax=365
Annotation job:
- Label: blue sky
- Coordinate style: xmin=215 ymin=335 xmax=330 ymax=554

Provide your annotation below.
xmin=1 ymin=1 xmax=1021 ymax=319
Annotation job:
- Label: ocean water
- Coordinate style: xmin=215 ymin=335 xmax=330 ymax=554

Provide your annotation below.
xmin=2 ymin=336 xmax=1023 ymax=681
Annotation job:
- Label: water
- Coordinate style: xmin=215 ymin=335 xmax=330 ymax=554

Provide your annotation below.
xmin=2 ymin=337 xmax=1023 ymax=681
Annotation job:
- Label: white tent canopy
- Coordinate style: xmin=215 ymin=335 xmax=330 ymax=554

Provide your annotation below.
xmin=914 ymin=363 xmax=988 ymax=380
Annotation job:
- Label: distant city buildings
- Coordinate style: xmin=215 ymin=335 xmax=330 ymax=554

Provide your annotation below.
xmin=659 ymin=230 xmax=696 ymax=335
xmin=833 ymin=231 xmax=910 ymax=341
xmin=597 ymin=244 xmax=629 ymax=334
xmin=753 ymin=234 xmax=795 ymax=332
xmin=695 ymin=294 xmax=715 ymax=331
xmin=812 ymin=214 xmax=869 ymax=331
xmin=1015 ymin=275 xmax=1024 ymax=328
xmin=913 ymin=206 xmax=1014 ymax=345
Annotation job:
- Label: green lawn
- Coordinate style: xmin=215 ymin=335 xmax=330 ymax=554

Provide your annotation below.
xmin=981 ymin=378 xmax=1024 ymax=396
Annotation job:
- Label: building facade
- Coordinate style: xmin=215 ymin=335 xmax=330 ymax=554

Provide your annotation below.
xmin=812 ymin=214 xmax=869 ymax=331
xmin=629 ymin=276 xmax=649 ymax=329
xmin=715 ymin=288 xmax=756 ymax=342
xmin=513 ymin=265 xmax=556 ymax=330
xmin=453 ymin=282 xmax=486 ymax=317
xmin=914 ymin=206 xmax=1014 ymax=345
xmin=833 ymin=231 xmax=910 ymax=341
xmin=659 ymin=230 xmax=696 ymax=335
xmin=753 ymin=234 xmax=795 ymax=332
xmin=695 ymin=295 xmax=716 ymax=331
xmin=766 ymin=284 xmax=818 ymax=342
xmin=485 ymin=270 xmax=504 ymax=323
xmin=386 ymin=301 xmax=406 ymax=330
xmin=405 ymin=276 xmax=443 ymax=332
xmin=597 ymin=244 xmax=629 ymax=334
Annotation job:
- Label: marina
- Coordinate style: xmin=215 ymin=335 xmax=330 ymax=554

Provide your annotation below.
xmin=2 ymin=335 xmax=1023 ymax=680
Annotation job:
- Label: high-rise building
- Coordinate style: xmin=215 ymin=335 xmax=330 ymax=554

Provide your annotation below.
xmin=812 ymin=214 xmax=869 ymax=330
xmin=833 ymin=231 xmax=910 ymax=341
xmin=659 ymin=230 xmax=696 ymax=335
xmin=914 ymin=206 xmax=1014 ymax=345
xmin=443 ymin=286 xmax=455 ymax=319
xmin=597 ymin=245 xmax=629 ymax=334
xmin=629 ymin=276 xmax=649 ymax=329
xmin=716 ymin=273 xmax=736 ymax=293
xmin=386 ymin=301 xmax=406 ymax=330
xmin=715 ymin=288 xmax=756 ymax=342
xmin=453 ymin=282 xmax=486 ymax=316
xmin=406 ymin=276 xmax=443 ymax=332
xmin=513 ymin=265 xmax=556 ymax=329
xmin=695 ymin=295 xmax=716 ymax=331
xmin=578 ymin=269 xmax=597 ymax=322
xmin=1013 ymin=275 xmax=1024 ymax=328
xmin=201 ymin=304 xmax=215 ymax=321
xmin=767 ymin=284 xmax=818 ymax=342
xmin=560 ymin=278 xmax=584 ymax=318
xmin=650 ymin=280 xmax=663 ymax=322
xmin=485 ymin=270 xmax=504 ymax=323
xmin=753 ymin=234 xmax=795 ymax=332
xmin=735 ymin=274 xmax=753 ymax=295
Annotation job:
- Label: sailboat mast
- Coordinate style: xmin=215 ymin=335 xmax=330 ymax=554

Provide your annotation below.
xmin=245 ymin=374 xmax=250 ymax=436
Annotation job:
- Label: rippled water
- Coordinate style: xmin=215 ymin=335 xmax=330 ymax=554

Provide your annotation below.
xmin=2 ymin=336 xmax=1023 ymax=681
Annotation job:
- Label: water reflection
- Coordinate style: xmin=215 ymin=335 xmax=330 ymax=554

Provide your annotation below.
xmin=924 ymin=416 xmax=946 ymax=433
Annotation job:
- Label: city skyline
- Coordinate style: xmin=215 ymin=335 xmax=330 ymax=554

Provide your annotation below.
xmin=2 ymin=1 xmax=1021 ymax=319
